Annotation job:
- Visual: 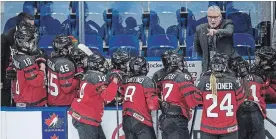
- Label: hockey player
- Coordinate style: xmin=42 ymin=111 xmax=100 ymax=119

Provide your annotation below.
xmin=230 ymin=55 xmax=276 ymax=139
xmin=158 ymin=52 xmax=198 ymax=139
xmin=186 ymin=53 xmax=245 ymax=139
xmin=4 ymin=20 xmax=38 ymax=106
xmin=6 ymin=24 xmax=47 ymax=107
xmin=47 ymin=35 xmax=79 ymax=106
xmin=111 ymin=50 xmax=131 ymax=74
xmin=120 ymin=56 xmax=159 ymax=139
xmin=254 ymin=46 xmax=276 ymax=103
xmin=106 ymin=50 xmax=131 ymax=107
xmin=69 ymin=52 xmax=120 ymax=139
xmin=268 ymin=58 xmax=276 ymax=102
xmin=152 ymin=50 xmax=174 ymax=83
xmin=70 ymin=44 xmax=93 ymax=77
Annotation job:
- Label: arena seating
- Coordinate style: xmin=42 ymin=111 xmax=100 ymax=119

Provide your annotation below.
xmin=1 ymin=1 xmax=264 ymax=59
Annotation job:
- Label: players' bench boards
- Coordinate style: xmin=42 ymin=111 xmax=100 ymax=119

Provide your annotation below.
xmin=1 ymin=105 xmax=276 ymax=139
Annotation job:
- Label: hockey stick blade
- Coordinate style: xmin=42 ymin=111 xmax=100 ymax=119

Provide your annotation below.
xmin=190 ymin=106 xmax=198 ymax=138
xmin=266 ymin=117 xmax=276 ymax=127
xmin=116 ymin=92 xmax=120 ymax=139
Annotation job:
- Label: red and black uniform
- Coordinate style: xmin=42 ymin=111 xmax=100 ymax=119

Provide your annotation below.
xmin=186 ymin=71 xmax=244 ymax=139
xmin=267 ymin=70 xmax=276 ymax=103
xmin=69 ymin=70 xmax=118 ymax=126
xmin=47 ymin=56 xmax=79 ymax=106
xmin=237 ymin=73 xmax=276 ymax=139
xmin=8 ymin=54 xmax=47 ymax=107
xmin=159 ymin=71 xmax=199 ymax=139
xmin=120 ymin=75 xmax=159 ymax=139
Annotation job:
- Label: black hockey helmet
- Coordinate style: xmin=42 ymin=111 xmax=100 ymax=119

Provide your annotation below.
xmin=18 ymin=12 xmax=35 ymax=23
xmin=129 ymin=56 xmax=149 ymax=76
xmin=52 ymin=35 xmax=74 ymax=56
xmin=111 ymin=50 xmax=130 ymax=72
xmin=254 ymin=46 xmax=276 ymax=70
xmin=166 ymin=52 xmax=188 ymax=73
xmin=161 ymin=50 xmax=174 ymax=69
xmin=210 ymin=53 xmax=229 ymax=72
xmin=271 ymin=58 xmax=276 ymax=70
xmin=71 ymin=47 xmax=88 ymax=68
xmin=14 ymin=27 xmax=38 ymax=55
xmin=87 ymin=52 xmax=109 ymax=74
xmin=70 ymin=44 xmax=93 ymax=68
xmin=16 ymin=20 xmax=37 ymax=33
xmin=229 ymin=56 xmax=249 ymax=77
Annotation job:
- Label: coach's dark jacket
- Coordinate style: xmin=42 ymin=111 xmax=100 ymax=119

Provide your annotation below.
xmin=194 ymin=19 xmax=239 ymax=72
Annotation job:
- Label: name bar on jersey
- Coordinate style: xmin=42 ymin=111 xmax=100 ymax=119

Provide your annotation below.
xmin=205 ymin=83 xmax=233 ymax=91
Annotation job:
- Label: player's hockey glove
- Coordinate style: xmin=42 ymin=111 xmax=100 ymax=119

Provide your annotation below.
xmin=74 ymin=72 xmax=84 ymax=80
xmin=33 ymin=49 xmax=48 ymax=65
xmin=6 ymin=69 xmax=17 ymax=80
xmin=108 ymin=70 xmax=123 ymax=83
xmin=115 ymin=93 xmax=124 ymax=105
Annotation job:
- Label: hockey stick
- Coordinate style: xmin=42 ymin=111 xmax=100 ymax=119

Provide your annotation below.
xmin=9 ymin=46 xmax=16 ymax=107
xmin=116 ymin=90 xmax=120 ymax=139
xmin=189 ymin=106 xmax=198 ymax=138
xmin=156 ymin=110 xmax=159 ymax=139
xmin=151 ymin=79 xmax=160 ymax=139
xmin=266 ymin=117 xmax=276 ymax=127
xmin=247 ymin=47 xmax=252 ymax=69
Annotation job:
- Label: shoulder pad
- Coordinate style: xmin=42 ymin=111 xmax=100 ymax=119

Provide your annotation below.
xmin=84 ymin=70 xmax=107 ymax=85
xmin=152 ymin=68 xmax=166 ymax=82
xmin=223 ymin=74 xmax=241 ymax=89
xmin=201 ymin=71 xmax=212 ymax=77
xmin=174 ymin=72 xmax=193 ymax=83
xmin=55 ymin=58 xmax=75 ymax=74
xmin=13 ymin=54 xmax=35 ymax=69
xmin=222 ymin=73 xmax=237 ymax=81
xmin=246 ymin=74 xmax=264 ymax=83
xmin=47 ymin=58 xmax=56 ymax=71
xmin=141 ymin=76 xmax=155 ymax=89
xmin=197 ymin=74 xmax=210 ymax=90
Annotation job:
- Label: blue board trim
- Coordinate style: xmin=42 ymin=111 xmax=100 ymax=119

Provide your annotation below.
xmin=146 ymin=56 xmax=254 ymax=61
xmin=1 ymin=105 xmax=275 ymax=111
xmin=146 ymin=57 xmax=202 ymax=61
xmin=0 ymin=106 xmax=123 ymax=111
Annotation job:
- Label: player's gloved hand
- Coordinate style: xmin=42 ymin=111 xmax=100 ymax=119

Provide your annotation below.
xmin=108 ymin=70 xmax=123 ymax=83
xmin=74 ymin=72 xmax=84 ymax=80
xmin=6 ymin=69 xmax=17 ymax=80
xmin=33 ymin=49 xmax=48 ymax=65
xmin=74 ymin=67 xmax=85 ymax=80
xmin=115 ymin=94 xmax=123 ymax=105
xmin=76 ymin=66 xmax=84 ymax=73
